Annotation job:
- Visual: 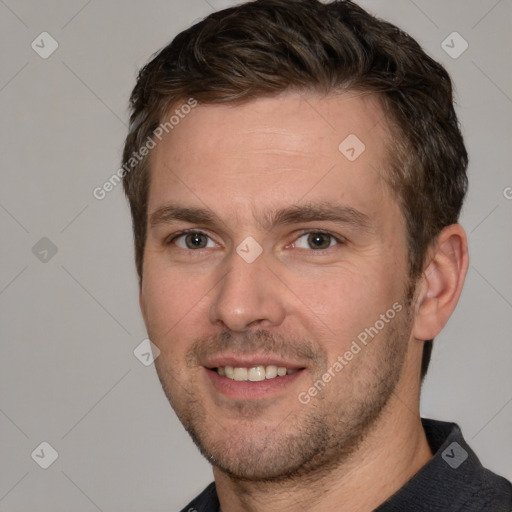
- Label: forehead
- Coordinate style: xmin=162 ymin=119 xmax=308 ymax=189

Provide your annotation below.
xmin=147 ymin=91 xmax=398 ymax=227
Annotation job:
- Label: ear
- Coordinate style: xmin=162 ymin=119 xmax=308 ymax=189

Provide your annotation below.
xmin=412 ymin=224 xmax=469 ymax=341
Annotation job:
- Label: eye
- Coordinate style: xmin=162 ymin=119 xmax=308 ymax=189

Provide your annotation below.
xmin=293 ymin=231 xmax=341 ymax=250
xmin=172 ymin=231 xmax=217 ymax=250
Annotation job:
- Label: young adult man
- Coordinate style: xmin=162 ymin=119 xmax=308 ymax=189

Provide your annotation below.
xmin=122 ymin=1 xmax=512 ymax=510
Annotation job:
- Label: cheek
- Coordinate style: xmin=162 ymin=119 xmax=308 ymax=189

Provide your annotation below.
xmin=289 ymin=265 xmax=401 ymax=352
xmin=141 ymin=264 xmax=209 ymax=345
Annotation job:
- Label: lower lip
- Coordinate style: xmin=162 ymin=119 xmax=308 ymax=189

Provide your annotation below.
xmin=204 ymin=368 xmax=304 ymax=400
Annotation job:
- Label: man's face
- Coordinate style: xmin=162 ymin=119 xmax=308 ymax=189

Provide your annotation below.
xmin=141 ymin=92 xmax=416 ymax=480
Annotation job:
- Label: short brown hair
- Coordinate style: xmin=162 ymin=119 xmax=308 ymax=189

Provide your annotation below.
xmin=122 ymin=0 xmax=468 ymax=379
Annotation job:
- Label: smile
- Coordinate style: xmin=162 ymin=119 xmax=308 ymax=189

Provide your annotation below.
xmin=216 ymin=365 xmax=299 ymax=381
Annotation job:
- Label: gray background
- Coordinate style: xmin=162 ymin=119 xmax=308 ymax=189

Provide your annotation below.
xmin=0 ymin=0 xmax=511 ymax=511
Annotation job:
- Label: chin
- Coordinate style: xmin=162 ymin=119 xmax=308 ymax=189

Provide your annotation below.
xmin=183 ymin=408 xmax=356 ymax=483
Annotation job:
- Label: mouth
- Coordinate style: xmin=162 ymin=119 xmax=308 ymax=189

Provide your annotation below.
xmin=202 ymin=357 xmax=306 ymax=400
xmin=215 ymin=365 xmax=299 ymax=381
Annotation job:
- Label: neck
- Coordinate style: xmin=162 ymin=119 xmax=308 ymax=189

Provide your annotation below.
xmin=213 ymin=381 xmax=432 ymax=512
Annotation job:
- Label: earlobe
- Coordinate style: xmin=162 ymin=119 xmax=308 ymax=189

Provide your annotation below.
xmin=412 ymin=224 xmax=469 ymax=341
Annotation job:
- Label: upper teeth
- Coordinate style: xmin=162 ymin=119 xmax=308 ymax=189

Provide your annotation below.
xmin=217 ymin=365 xmax=296 ymax=382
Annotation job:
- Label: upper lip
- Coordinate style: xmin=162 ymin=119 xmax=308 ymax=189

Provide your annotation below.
xmin=202 ymin=355 xmax=306 ymax=370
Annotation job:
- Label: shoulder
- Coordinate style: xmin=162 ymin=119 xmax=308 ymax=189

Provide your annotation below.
xmin=377 ymin=418 xmax=512 ymax=511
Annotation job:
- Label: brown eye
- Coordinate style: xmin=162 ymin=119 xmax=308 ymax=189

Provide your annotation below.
xmin=306 ymin=233 xmax=333 ymax=250
xmin=173 ymin=232 xmax=215 ymax=250
xmin=185 ymin=232 xmax=208 ymax=249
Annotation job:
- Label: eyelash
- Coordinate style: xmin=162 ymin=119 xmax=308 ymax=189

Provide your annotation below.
xmin=166 ymin=229 xmax=346 ymax=251
xmin=292 ymin=230 xmax=346 ymax=251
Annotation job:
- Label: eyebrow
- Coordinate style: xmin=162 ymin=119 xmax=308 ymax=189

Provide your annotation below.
xmin=264 ymin=202 xmax=372 ymax=232
xmin=149 ymin=202 xmax=373 ymax=233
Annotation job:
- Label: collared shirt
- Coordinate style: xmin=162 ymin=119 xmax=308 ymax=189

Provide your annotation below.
xmin=180 ymin=418 xmax=512 ymax=511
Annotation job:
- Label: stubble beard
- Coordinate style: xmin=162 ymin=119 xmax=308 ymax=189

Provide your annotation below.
xmin=153 ymin=300 xmax=413 ymax=484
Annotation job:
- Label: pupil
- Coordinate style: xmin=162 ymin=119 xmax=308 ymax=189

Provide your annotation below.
xmin=187 ymin=233 xmax=206 ymax=249
xmin=309 ymin=233 xmax=329 ymax=249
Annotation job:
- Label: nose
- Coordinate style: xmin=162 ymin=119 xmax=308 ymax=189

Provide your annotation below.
xmin=208 ymin=249 xmax=287 ymax=332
